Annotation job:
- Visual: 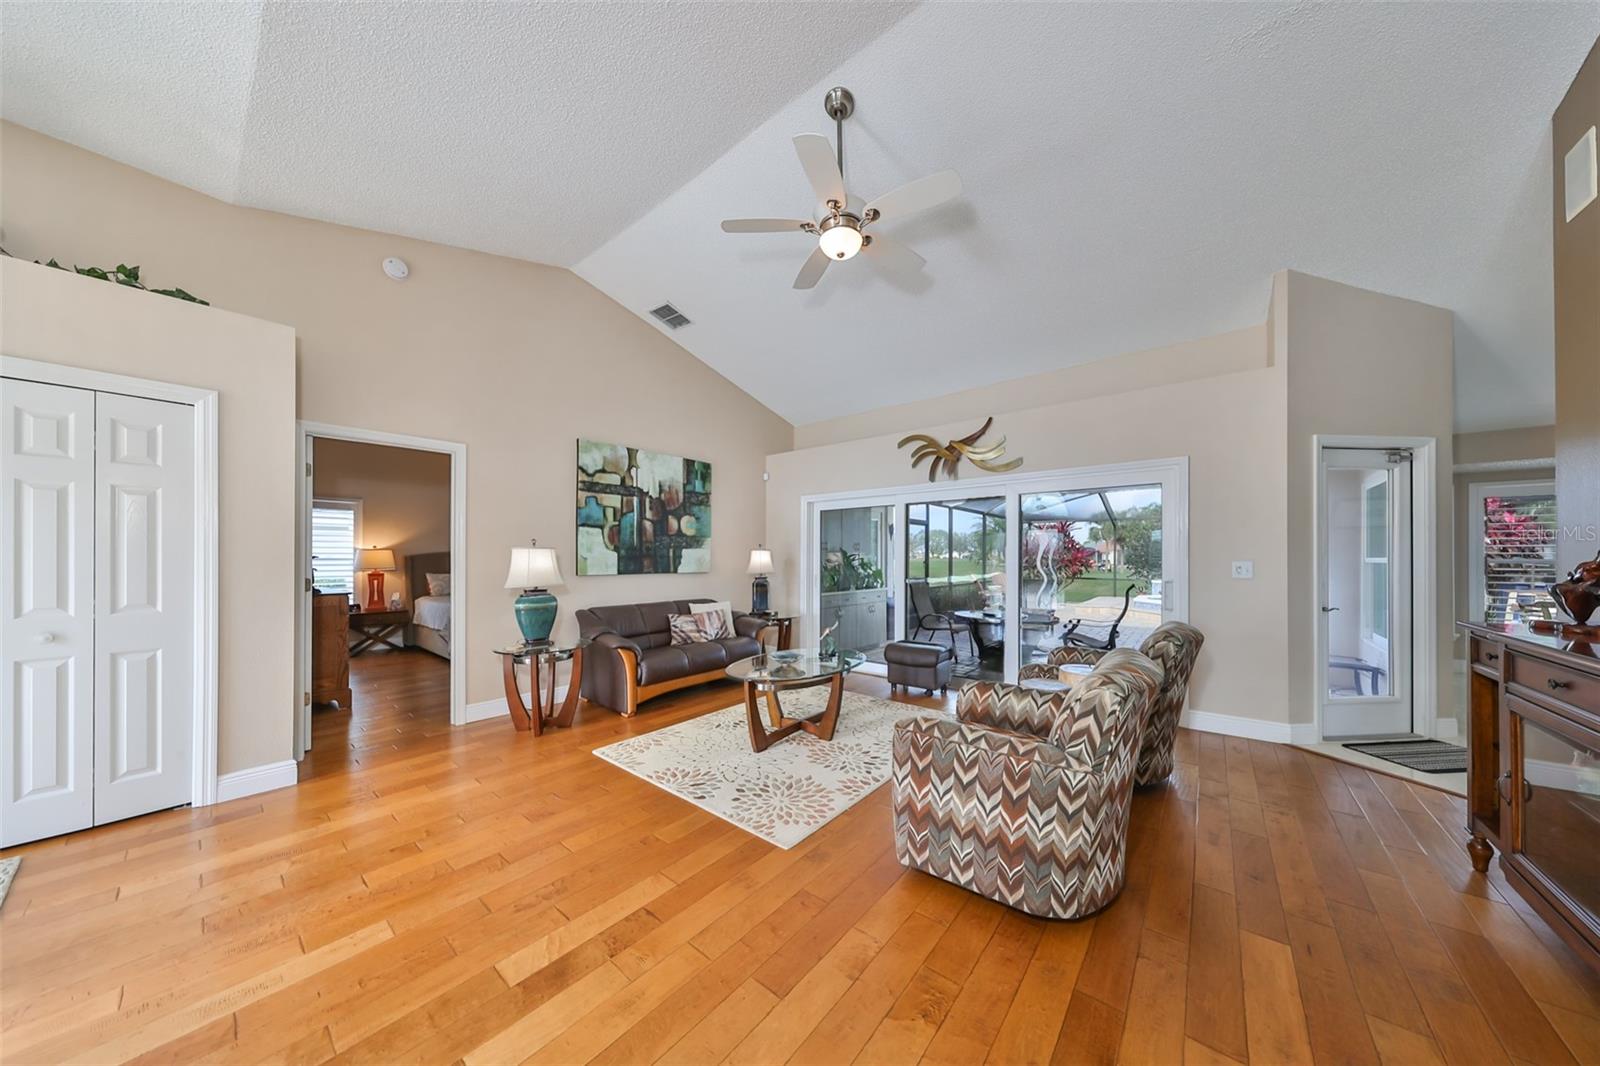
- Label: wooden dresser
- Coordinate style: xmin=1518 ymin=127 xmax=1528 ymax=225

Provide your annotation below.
xmin=1459 ymin=621 xmax=1600 ymax=972
xmin=312 ymin=592 xmax=353 ymax=708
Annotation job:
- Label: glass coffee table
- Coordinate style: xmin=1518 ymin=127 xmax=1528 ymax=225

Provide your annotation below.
xmin=726 ymin=649 xmax=867 ymax=753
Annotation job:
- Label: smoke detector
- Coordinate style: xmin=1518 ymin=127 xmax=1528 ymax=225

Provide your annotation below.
xmin=382 ymin=257 xmax=409 ymax=281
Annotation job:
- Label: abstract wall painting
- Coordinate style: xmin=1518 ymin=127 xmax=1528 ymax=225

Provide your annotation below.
xmin=576 ymin=439 xmax=712 ymax=575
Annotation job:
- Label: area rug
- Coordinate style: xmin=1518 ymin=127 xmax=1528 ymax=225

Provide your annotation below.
xmin=593 ymin=690 xmax=940 ymax=849
xmin=0 ymin=857 xmax=18 ymax=911
xmin=1343 ymin=739 xmax=1468 ymax=774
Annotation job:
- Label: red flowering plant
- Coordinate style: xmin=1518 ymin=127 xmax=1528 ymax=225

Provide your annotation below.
xmin=1020 ymin=521 xmax=1097 ymax=598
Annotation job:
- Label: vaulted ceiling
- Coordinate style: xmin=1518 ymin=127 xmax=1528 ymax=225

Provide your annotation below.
xmin=4 ymin=1 xmax=1595 ymax=431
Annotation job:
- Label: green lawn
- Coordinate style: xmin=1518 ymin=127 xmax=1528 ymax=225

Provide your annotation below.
xmin=912 ymin=565 xmax=1150 ymax=605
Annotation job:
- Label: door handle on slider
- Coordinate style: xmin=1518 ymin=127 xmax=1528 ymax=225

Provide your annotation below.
xmin=1321 ymin=606 xmax=1340 ymax=613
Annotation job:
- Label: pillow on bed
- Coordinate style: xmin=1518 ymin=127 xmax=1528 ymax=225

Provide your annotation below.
xmin=425 ymin=572 xmax=451 ymax=596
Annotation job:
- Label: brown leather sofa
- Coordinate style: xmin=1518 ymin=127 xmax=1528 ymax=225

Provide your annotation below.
xmin=576 ymin=599 xmax=768 ymax=716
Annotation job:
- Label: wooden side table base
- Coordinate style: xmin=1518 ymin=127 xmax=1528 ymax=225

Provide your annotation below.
xmin=500 ymin=646 xmax=584 ymax=735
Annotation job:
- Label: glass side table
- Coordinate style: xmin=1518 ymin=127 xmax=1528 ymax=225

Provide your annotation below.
xmin=490 ymin=639 xmax=588 ymax=734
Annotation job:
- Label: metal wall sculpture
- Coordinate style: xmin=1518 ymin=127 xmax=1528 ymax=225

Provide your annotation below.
xmin=897 ymin=417 xmax=1023 ymax=481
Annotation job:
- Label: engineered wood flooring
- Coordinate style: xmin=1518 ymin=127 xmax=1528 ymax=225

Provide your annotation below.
xmin=3 ymin=649 xmax=1598 ymax=1064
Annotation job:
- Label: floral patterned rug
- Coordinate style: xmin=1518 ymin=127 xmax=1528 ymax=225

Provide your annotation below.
xmin=592 ymin=690 xmax=941 ymax=849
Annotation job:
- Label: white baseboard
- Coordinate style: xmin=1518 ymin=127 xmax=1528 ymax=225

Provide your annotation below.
xmin=463 ymin=684 xmax=571 ymax=726
xmin=215 ymin=759 xmax=298 ymax=803
xmin=1433 ymin=717 xmax=1460 ymax=740
xmin=1180 ymin=708 xmax=1318 ymax=746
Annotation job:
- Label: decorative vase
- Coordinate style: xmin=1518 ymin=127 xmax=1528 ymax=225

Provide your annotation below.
xmin=514 ymin=588 xmax=558 ymax=644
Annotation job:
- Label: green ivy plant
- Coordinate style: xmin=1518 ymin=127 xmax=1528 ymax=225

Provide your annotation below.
xmin=2 ymin=247 xmax=208 ymax=305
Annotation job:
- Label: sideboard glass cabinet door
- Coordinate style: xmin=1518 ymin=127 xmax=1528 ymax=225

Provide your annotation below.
xmin=1506 ymin=695 xmax=1600 ymax=954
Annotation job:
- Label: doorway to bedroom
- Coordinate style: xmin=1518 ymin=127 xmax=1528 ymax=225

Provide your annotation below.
xmin=296 ymin=424 xmax=467 ymax=771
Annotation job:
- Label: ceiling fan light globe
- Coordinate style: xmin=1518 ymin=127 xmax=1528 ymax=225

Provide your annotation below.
xmin=818 ymin=222 xmax=863 ymax=261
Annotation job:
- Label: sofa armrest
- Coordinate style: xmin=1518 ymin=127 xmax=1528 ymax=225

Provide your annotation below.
xmin=954 ymin=680 xmax=1070 ymax=742
xmin=732 ymin=613 xmax=766 ymax=639
xmin=1016 ymin=663 xmax=1056 ymax=682
xmin=581 ymin=632 xmax=643 ymax=715
xmin=591 ymin=631 xmax=642 ymax=656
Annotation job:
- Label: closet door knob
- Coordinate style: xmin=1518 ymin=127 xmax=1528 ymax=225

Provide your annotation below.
xmin=37 ymin=633 xmax=55 ymax=644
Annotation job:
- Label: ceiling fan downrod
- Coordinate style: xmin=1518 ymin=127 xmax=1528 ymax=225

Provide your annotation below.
xmin=824 ymin=86 xmax=854 ymax=190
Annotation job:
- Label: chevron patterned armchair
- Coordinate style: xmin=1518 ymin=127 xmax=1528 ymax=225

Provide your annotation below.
xmin=1018 ymin=621 xmax=1205 ymax=786
xmin=890 ymin=650 xmax=1162 ymax=919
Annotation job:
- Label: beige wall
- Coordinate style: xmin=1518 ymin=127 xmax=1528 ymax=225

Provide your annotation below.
xmin=1554 ymin=38 xmax=1600 ymax=575
xmin=0 ymin=258 xmax=297 ymax=776
xmin=1454 ymin=425 xmax=1555 ymax=467
xmin=767 ymin=324 xmax=1294 ymax=725
xmin=2 ymin=122 xmax=794 ymax=746
xmin=312 ymin=438 xmax=450 ymax=607
xmin=1279 ymin=270 xmax=1456 ymax=728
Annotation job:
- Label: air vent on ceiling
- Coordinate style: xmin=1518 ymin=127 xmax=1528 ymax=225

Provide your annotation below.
xmin=649 ymin=302 xmax=691 ymax=330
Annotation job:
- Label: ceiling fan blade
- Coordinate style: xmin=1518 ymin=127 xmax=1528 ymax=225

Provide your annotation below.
xmin=863 ymin=233 xmax=926 ymax=283
xmin=793 ymin=246 xmax=831 ymax=290
xmin=721 ymin=218 xmax=812 ymax=234
xmin=793 ymin=134 xmax=845 ymax=207
xmin=865 ymin=169 xmax=962 ymax=222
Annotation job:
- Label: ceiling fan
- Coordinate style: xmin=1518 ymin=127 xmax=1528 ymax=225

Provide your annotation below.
xmin=721 ymin=86 xmax=962 ymax=290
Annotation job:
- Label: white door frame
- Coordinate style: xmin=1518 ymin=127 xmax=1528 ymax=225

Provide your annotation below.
xmin=0 ymin=356 xmax=220 ymax=806
xmin=799 ymin=457 xmax=1189 ymax=680
xmin=1467 ymin=478 xmax=1556 ymax=625
xmin=1310 ymin=434 xmax=1438 ymax=742
xmin=296 ymin=421 xmax=467 ymax=755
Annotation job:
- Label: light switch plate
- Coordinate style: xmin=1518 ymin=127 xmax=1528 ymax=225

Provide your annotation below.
xmin=1231 ymin=560 xmax=1254 ymax=579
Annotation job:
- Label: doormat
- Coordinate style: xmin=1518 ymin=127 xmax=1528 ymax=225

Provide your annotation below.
xmin=0 ymin=857 xmax=18 ymax=911
xmin=1343 ymin=739 xmax=1467 ymax=774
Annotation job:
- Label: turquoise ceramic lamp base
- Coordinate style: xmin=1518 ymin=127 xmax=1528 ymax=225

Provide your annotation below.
xmin=514 ymin=588 xmax=558 ymax=644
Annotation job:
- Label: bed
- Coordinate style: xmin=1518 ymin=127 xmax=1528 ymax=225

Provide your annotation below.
xmin=406 ymin=551 xmax=452 ymax=660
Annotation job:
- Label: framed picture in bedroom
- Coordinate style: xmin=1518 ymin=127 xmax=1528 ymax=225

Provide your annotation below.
xmin=576 ymin=438 xmax=711 ymax=575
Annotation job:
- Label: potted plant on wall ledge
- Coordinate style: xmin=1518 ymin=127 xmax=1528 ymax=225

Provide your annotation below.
xmin=1 ymin=247 xmax=208 ymax=305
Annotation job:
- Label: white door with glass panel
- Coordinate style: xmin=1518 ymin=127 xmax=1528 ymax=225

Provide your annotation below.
xmin=1318 ymin=448 xmax=1412 ymax=738
xmin=1 ymin=377 xmax=195 ymax=846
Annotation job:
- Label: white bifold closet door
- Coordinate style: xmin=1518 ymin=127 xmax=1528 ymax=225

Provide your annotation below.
xmin=1 ymin=379 xmax=194 ymax=847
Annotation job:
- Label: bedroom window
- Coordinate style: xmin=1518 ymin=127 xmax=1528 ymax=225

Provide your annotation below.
xmin=311 ymin=498 xmax=362 ymax=600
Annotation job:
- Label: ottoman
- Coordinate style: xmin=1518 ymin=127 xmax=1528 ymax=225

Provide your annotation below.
xmin=884 ymin=640 xmax=955 ymax=696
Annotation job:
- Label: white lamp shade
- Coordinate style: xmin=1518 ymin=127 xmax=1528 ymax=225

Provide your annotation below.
xmin=747 ymin=548 xmax=774 ymax=575
xmin=505 ymin=546 xmax=562 ymax=589
xmin=355 ymin=547 xmax=396 ymax=571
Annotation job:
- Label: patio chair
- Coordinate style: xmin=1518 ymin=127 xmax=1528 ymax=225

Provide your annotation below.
xmin=908 ymin=579 xmax=971 ymax=657
xmin=1059 ymin=583 xmax=1137 ymax=651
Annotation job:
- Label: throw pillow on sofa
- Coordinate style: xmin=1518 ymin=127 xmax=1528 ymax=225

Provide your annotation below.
xmin=668 ymin=610 xmax=731 ymax=645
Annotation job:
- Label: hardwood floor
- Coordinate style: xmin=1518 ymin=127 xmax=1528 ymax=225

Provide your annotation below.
xmin=4 ymin=657 xmax=1599 ymax=1064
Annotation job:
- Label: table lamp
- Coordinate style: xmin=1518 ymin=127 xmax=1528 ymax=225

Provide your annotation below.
xmin=356 ymin=547 xmax=397 ymax=611
xmin=747 ymin=546 xmax=774 ymax=614
xmin=505 ymin=540 xmax=563 ymax=644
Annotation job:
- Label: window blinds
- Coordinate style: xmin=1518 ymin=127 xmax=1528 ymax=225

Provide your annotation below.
xmin=311 ymin=500 xmax=358 ymax=599
xmin=1481 ymin=492 xmax=1558 ymax=625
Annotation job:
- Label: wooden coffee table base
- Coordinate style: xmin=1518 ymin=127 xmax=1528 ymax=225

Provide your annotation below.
xmin=744 ymin=673 xmax=844 ymax=753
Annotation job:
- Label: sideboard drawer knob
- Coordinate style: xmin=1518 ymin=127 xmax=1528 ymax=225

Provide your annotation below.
xmin=1548 ymin=677 xmax=1571 ymax=691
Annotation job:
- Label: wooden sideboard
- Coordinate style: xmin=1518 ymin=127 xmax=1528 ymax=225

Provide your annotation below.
xmin=312 ymin=591 xmax=353 ymax=708
xmin=1459 ymin=621 xmax=1600 ymax=972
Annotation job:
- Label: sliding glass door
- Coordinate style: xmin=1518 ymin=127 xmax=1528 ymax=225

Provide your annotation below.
xmin=1018 ymin=485 xmax=1164 ymax=667
xmin=819 ymin=504 xmax=893 ymax=659
xmin=800 ymin=458 xmax=1186 ymax=682
xmin=905 ymin=497 xmax=1006 ymax=680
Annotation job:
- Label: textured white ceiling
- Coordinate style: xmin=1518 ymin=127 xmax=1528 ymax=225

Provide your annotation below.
xmin=4 ymin=2 xmax=1595 ymax=431
xmin=1 ymin=0 xmax=915 ymax=265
